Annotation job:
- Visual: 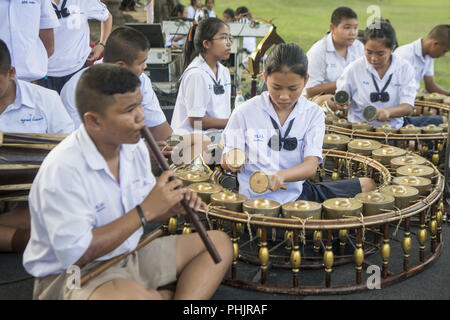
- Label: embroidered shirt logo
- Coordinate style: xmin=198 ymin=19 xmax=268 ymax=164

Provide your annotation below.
xmin=20 ymin=114 xmax=44 ymax=124
xmin=95 ymin=202 xmax=106 ymax=213
xmin=254 ymin=134 xmax=264 ymax=142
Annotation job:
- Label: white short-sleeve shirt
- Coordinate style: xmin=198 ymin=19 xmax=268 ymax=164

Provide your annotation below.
xmin=171 ymin=55 xmax=232 ymax=135
xmin=221 ymin=92 xmax=325 ymax=204
xmin=0 ymin=0 xmax=60 ymax=81
xmin=394 ymin=38 xmax=434 ymax=91
xmin=60 ymin=67 xmax=166 ymax=129
xmin=0 ymin=79 xmax=74 ymax=134
xmin=186 ymin=6 xmax=198 ymax=19
xmin=47 ymin=0 xmax=110 ymax=77
xmin=23 ymin=125 xmax=156 ymax=277
xmin=306 ymin=33 xmax=364 ymax=89
xmin=336 ymin=55 xmax=416 ymax=129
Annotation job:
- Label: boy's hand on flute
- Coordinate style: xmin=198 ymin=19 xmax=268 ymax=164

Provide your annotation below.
xmin=141 ymin=170 xmax=188 ymax=222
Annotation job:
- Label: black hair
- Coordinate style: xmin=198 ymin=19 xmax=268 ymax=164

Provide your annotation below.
xmin=0 ymin=40 xmax=11 ymax=75
xmin=103 ymin=26 xmax=150 ymax=66
xmin=363 ymin=21 xmax=397 ymax=49
xmin=427 ymin=24 xmax=450 ymax=47
xmin=205 ymin=0 xmax=214 ymax=4
xmin=223 ymin=8 xmax=235 ymax=20
xmin=264 ymin=43 xmax=308 ymax=78
xmin=171 ymin=4 xmax=185 ymax=17
xmin=75 ymin=64 xmax=141 ymax=122
xmin=235 ymin=6 xmax=249 ymax=15
xmin=183 ymin=17 xmax=227 ymax=71
xmin=331 ymin=7 xmax=357 ymax=26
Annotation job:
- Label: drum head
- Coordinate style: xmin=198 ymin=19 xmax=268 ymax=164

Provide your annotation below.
xmin=249 ymin=171 xmax=270 ymax=194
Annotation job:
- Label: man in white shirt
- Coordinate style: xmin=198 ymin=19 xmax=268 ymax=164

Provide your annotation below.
xmin=23 ymin=63 xmax=232 ymax=300
xmin=37 ymin=0 xmax=113 ymax=93
xmin=0 ymin=40 xmax=74 ymax=134
xmin=0 ymin=0 xmax=60 ymax=82
xmin=305 ymin=7 xmax=364 ymax=106
xmin=395 ymin=24 xmax=450 ymax=95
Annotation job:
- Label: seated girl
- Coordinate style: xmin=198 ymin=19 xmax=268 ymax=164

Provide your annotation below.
xmin=171 ymin=18 xmax=232 ymax=141
xmin=333 ymin=21 xmax=444 ymax=128
xmin=221 ymin=43 xmax=376 ymax=204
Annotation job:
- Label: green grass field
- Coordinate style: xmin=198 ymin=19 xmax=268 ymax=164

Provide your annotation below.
xmin=181 ymin=0 xmax=450 ymax=89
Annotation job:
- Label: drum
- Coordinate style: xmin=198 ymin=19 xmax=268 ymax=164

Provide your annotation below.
xmin=281 ymin=200 xmax=322 ymax=219
xmin=188 ymin=182 xmax=223 ymax=204
xmin=379 ymin=185 xmax=419 ymax=209
xmin=322 ymin=198 xmax=362 ymax=219
xmin=243 ymin=199 xmax=281 ymax=217
xmin=354 ymin=191 xmax=395 ymax=216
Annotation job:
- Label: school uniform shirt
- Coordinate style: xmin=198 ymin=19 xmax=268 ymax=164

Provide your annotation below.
xmin=47 ymin=0 xmax=110 ymax=77
xmin=0 ymin=79 xmax=74 ymax=134
xmin=60 ymin=67 xmax=166 ymax=129
xmin=394 ymin=38 xmax=434 ymax=91
xmin=23 ymin=124 xmax=155 ymax=277
xmin=206 ymin=8 xmax=216 ymax=18
xmin=336 ymin=54 xmax=416 ymax=129
xmin=171 ymin=55 xmax=231 ymax=135
xmin=221 ymin=92 xmax=325 ymax=204
xmin=186 ymin=5 xmax=198 ymax=19
xmin=164 ymin=32 xmax=185 ymax=48
xmin=305 ymin=33 xmax=364 ymax=89
xmin=0 ymin=0 xmax=60 ymax=82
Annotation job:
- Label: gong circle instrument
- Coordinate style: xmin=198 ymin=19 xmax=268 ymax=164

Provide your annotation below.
xmin=249 ymin=171 xmax=287 ymax=194
xmin=177 ymin=147 xmax=444 ymax=296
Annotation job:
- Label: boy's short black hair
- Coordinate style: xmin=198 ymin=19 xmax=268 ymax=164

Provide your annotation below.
xmin=331 ymin=7 xmax=358 ymax=26
xmin=427 ymin=25 xmax=450 ymax=47
xmin=103 ymin=26 xmax=150 ymax=66
xmin=75 ymin=64 xmax=141 ymax=122
xmin=223 ymin=8 xmax=235 ymax=19
xmin=0 ymin=40 xmax=12 ymax=75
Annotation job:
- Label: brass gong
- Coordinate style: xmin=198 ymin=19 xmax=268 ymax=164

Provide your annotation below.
xmin=282 ymin=200 xmax=322 ymax=219
xmin=323 ymin=134 xmax=350 ymax=151
xmin=210 ymin=190 xmax=248 ymax=212
xmin=322 ymin=198 xmax=362 ymax=219
xmin=396 ymin=164 xmax=434 ymax=180
xmin=332 ymin=118 xmax=352 ymax=129
xmin=354 ymin=191 xmax=395 ymax=216
xmin=188 ymin=182 xmax=223 ymax=204
xmin=390 ymin=154 xmax=427 ymax=170
xmin=399 ymin=124 xmax=421 ymax=135
xmin=352 ymin=121 xmax=374 ymax=131
xmin=379 ymin=185 xmax=419 ymax=209
xmin=421 ymin=124 xmax=444 ymax=134
xmin=392 ymin=175 xmax=431 ymax=196
xmin=243 ymin=198 xmax=281 ymax=217
xmin=375 ymin=124 xmax=398 ymax=134
xmin=347 ymin=139 xmax=382 ymax=156
xmin=372 ymin=146 xmax=406 ymax=165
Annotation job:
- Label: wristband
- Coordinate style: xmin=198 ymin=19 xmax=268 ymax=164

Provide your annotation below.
xmin=96 ymin=41 xmax=106 ymax=48
xmin=136 ymin=205 xmax=147 ymax=228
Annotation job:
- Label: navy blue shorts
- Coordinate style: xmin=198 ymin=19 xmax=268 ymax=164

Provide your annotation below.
xmin=297 ymin=178 xmax=362 ymax=203
xmin=403 ymin=115 xmax=443 ymax=127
